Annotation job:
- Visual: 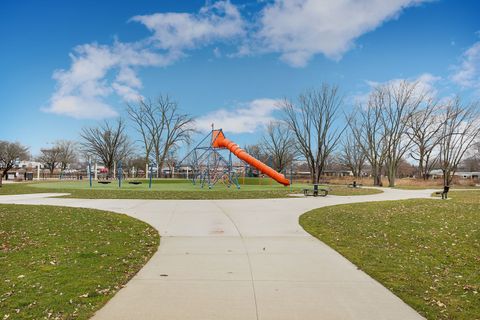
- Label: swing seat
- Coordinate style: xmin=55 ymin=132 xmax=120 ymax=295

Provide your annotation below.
xmin=129 ymin=181 xmax=142 ymax=185
xmin=98 ymin=181 xmax=111 ymax=184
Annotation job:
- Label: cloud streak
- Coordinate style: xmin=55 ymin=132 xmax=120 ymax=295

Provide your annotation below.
xmin=195 ymin=99 xmax=282 ymax=133
xmin=451 ymin=39 xmax=480 ymax=94
xmin=45 ymin=0 xmax=434 ymax=119
xmin=256 ymin=0 xmax=431 ymax=67
xmin=352 ymin=72 xmax=441 ymax=105
xmin=45 ymin=1 xmax=245 ymax=119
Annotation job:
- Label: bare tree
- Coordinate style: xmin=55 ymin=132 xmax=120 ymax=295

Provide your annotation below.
xmin=407 ymin=99 xmax=444 ymax=179
xmin=462 ymin=155 xmax=480 ymax=172
xmin=380 ymin=81 xmax=426 ymax=187
xmin=349 ymin=97 xmax=387 ymax=186
xmin=57 ymin=140 xmax=77 ymax=171
xmin=282 ymin=84 xmax=346 ymax=184
xmin=126 ymin=100 xmax=155 ymax=171
xmin=37 ymin=147 xmax=62 ymax=174
xmin=0 ymin=141 xmax=29 ymax=182
xmin=164 ymin=147 xmax=178 ymax=178
xmin=156 ymin=96 xmax=195 ymax=176
xmin=339 ymin=134 xmax=366 ymax=178
xmin=127 ymin=95 xmax=195 ymax=177
xmin=261 ymin=121 xmax=296 ymax=172
xmin=80 ymin=119 xmax=133 ymax=177
xmin=438 ymin=98 xmax=480 ymax=186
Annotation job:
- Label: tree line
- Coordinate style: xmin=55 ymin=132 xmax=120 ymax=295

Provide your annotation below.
xmin=245 ymin=82 xmax=480 ymax=186
xmin=1 ymin=81 xmax=479 ymax=186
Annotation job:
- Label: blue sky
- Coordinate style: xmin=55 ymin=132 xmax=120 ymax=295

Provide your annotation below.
xmin=1 ymin=0 xmax=480 ymax=156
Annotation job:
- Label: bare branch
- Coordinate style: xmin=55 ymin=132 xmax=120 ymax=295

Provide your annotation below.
xmin=282 ymin=84 xmax=346 ymax=184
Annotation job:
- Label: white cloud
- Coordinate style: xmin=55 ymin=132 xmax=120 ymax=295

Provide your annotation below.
xmin=195 ymin=99 xmax=281 ymax=133
xmin=47 ymin=95 xmax=118 ymax=119
xmin=45 ymin=1 xmax=245 ymax=119
xmin=451 ymin=40 xmax=480 ymax=92
xmin=376 ymin=72 xmax=441 ymax=97
xmin=353 ymin=72 xmax=441 ymax=104
xmin=131 ymin=1 xmax=245 ymax=51
xmin=44 ymin=41 xmax=168 ymax=118
xmin=45 ymin=0 xmax=436 ymax=119
xmin=257 ymin=0 xmax=430 ymax=67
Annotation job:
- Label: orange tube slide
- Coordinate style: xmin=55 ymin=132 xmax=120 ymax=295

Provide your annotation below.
xmin=212 ymin=130 xmax=290 ymax=186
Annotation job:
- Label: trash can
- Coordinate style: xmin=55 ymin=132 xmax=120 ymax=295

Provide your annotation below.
xmin=313 ymin=184 xmax=319 ymax=197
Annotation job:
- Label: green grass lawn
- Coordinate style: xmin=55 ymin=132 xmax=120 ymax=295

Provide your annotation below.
xmin=0 ymin=179 xmax=382 ymax=199
xmin=300 ymin=191 xmax=480 ymax=319
xmin=0 ymin=204 xmax=159 ymax=320
xmin=394 ymin=185 xmax=480 ymax=190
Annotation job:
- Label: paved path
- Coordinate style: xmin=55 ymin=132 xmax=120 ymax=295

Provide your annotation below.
xmin=0 ymin=188 xmax=436 ymax=320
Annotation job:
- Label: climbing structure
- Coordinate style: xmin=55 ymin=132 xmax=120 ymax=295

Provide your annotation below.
xmin=178 ymin=129 xmax=240 ymax=189
xmin=178 ymin=128 xmax=290 ymax=189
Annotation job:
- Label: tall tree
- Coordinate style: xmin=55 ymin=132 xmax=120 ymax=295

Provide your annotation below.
xmin=407 ymin=99 xmax=444 ymax=179
xmin=80 ymin=119 xmax=133 ymax=177
xmin=126 ymin=100 xmax=155 ymax=172
xmin=282 ymin=84 xmax=345 ymax=184
xmin=261 ymin=121 xmax=296 ymax=172
xmin=127 ymin=95 xmax=195 ymax=177
xmin=156 ymin=96 xmax=195 ymax=176
xmin=380 ymin=81 xmax=426 ymax=187
xmin=349 ymin=97 xmax=387 ymax=186
xmin=37 ymin=146 xmax=62 ymax=174
xmin=438 ymin=97 xmax=480 ymax=186
xmin=339 ymin=134 xmax=366 ymax=178
xmin=57 ymin=140 xmax=77 ymax=171
xmin=0 ymin=141 xmax=29 ymax=181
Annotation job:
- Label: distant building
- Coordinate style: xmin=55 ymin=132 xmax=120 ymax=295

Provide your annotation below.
xmin=429 ymin=169 xmax=479 ymax=180
xmin=17 ymin=160 xmax=43 ymax=169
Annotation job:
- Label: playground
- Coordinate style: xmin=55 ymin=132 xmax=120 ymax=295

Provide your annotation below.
xmin=0 ymin=131 xmax=477 ymax=320
xmin=0 ymin=178 xmax=382 ymax=199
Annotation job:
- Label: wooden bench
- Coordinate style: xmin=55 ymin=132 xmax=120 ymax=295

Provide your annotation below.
xmin=303 ymin=185 xmax=329 ymax=197
xmin=435 ymin=186 xmax=450 ymax=199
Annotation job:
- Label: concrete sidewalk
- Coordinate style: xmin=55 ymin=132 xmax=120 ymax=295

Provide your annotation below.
xmin=0 ymin=188 xmax=434 ymax=319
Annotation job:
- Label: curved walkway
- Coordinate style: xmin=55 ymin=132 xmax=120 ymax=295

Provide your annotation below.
xmin=0 ymin=188 xmax=436 ymax=320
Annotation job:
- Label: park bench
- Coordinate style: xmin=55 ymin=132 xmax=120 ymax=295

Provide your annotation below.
xmin=128 ymin=181 xmax=142 ymax=185
xmin=303 ymin=184 xmax=329 ymax=197
xmin=348 ymin=181 xmax=363 ymax=188
xmin=435 ymin=186 xmax=450 ymax=199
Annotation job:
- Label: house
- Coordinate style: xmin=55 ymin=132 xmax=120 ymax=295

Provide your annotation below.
xmin=429 ymin=169 xmax=479 ymax=180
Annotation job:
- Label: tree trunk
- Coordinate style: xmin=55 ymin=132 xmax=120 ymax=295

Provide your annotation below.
xmin=386 ymin=163 xmax=396 ymax=187
xmin=372 ymin=165 xmax=383 ymax=186
xmin=388 ymin=171 xmax=396 ymax=187
xmin=443 ymin=169 xmax=451 ymax=186
xmin=418 ymin=155 xmax=425 ymax=180
xmin=3 ymin=165 xmax=11 ymax=180
xmin=310 ymin=167 xmax=317 ymax=184
xmin=155 ymin=154 xmax=160 ymax=178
